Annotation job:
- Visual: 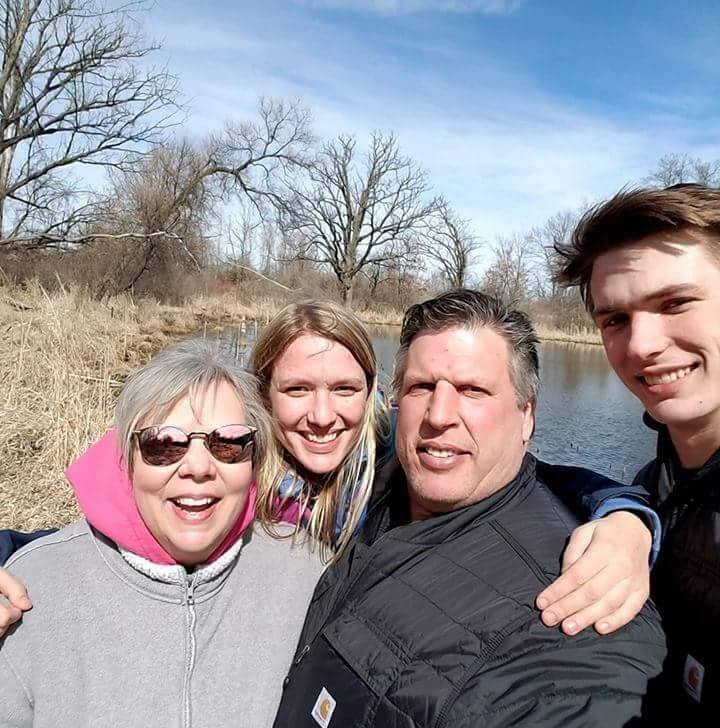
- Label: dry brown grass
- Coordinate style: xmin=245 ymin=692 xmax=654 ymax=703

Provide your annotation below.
xmin=354 ymin=305 xmax=403 ymax=326
xmin=1 ymin=283 xmax=146 ymax=529
xmin=189 ymin=292 xmax=404 ymax=327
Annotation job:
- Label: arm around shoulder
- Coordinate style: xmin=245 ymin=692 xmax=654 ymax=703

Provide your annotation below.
xmin=536 ymin=462 xmax=658 ymax=636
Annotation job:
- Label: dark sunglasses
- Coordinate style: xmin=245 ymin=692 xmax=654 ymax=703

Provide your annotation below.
xmin=133 ymin=424 xmax=256 ymax=466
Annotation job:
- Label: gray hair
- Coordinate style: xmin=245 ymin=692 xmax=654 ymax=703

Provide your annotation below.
xmin=393 ymin=288 xmax=540 ymax=406
xmin=114 ymin=338 xmax=271 ymax=471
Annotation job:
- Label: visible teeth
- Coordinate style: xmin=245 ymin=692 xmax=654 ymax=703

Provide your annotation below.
xmin=645 ymin=366 xmax=693 ymax=386
xmin=425 ymin=447 xmax=454 ymax=458
xmin=174 ymin=497 xmax=215 ymax=507
xmin=306 ymin=432 xmax=339 ymax=443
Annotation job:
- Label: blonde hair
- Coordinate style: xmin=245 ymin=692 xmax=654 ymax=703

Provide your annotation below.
xmin=250 ymin=301 xmax=388 ymax=559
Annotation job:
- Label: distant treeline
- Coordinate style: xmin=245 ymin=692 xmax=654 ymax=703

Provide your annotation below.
xmin=1 ymin=1 xmax=717 ymax=331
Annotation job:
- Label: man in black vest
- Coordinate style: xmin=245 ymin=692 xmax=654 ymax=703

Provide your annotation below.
xmin=274 ymin=289 xmax=665 ymax=728
xmin=555 ymin=184 xmax=720 ymax=724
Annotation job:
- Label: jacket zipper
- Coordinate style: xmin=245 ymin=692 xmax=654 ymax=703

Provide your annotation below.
xmin=434 ymin=622 xmax=525 ymax=728
xmin=182 ymin=576 xmax=198 ymax=728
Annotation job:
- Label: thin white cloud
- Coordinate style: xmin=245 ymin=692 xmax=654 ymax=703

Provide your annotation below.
xmin=147 ymin=1 xmax=720 ymax=253
xmin=156 ymin=23 xmax=270 ymax=55
xmin=295 ymin=0 xmax=523 ymax=14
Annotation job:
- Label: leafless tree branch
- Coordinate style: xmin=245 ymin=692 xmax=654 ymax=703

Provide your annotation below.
xmin=644 ymin=153 xmax=720 ymax=188
xmin=0 ymin=0 xmax=181 ymax=243
xmin=418 ymin=199 xmax=482 ymax=287
xmin=281 ymin=131 xmax=441 ymax=304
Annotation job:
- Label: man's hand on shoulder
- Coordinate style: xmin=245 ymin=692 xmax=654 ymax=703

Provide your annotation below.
xmin=535 ymin=511 xmax=652 ymax=636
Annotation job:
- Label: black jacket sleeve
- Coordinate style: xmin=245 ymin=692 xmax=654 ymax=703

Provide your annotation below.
xmin=536 ymin=460 xmax=654 ymax=517
xmin=0 ymin=529 xmax=57 ymax=566
xmin=443 ymin=609 xmax=666 ymax=727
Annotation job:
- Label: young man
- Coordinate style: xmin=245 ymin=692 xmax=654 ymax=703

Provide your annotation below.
xmin=274 ymin=289 xmax=665 ymax=727
xmin=556 ymin=183 xmax=720 ymax=723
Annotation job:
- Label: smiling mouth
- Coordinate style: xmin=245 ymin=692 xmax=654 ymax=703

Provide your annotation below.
xmin=170 ymin=496 xmax=219 ymax=514
xmin=421 ymin=447 xmax=455 ymax=459
xmin=419 ymin=444 xmax=467 ymax=460
xmin=304 ymin=432 xmax=340 ymax=444
xmin=640 ymin=364 xmax=697 ymax=386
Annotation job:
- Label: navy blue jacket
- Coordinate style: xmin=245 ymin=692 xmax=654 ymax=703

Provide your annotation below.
xmin=0 ymin=529 xmax=56 ymax=566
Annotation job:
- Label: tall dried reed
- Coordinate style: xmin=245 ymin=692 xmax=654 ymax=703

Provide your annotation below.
xmin=534 ymin=323 xmax=601 ymax=345
xmin=0 ymin=283 xmax=161 ymax=529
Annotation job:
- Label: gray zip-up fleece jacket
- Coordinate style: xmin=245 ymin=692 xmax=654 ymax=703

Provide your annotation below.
xmin=0 ymin=520 xmax=325 ymax=728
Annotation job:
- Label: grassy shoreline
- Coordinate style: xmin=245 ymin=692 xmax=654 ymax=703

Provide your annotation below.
xmin=534 ymin=324 xmax=600 ymax=346
xmin=0 ymin=284 xmax=599 ymax=530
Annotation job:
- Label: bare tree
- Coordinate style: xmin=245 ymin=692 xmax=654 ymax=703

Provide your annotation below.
xmin=645 ymin=153 xmax=720 ymax=188
xmin=282 ymin=132 xmax=442 ymax=305
xmin=0 ymin=93 xmax=313 ymax=300
xmin=254 ymin=222 xmax=289 ymax=276
xmin=209 ymin=97 xmax=313 ymax=216
xmin=108 ymin=96 xmax=313 ymax=273
xmin=481 ymin=234 xmax=532 ymax=305
xmin=227 ymin=208 xmax=261 ymax=266
xmin=419 ymin=201 xmax=482 ymax=288
xmin=692 ymin=159 xmax=720 ymax=186
xmin=0 ymin=0 xmax=181 ymax=244
xmin=86 ymin=138 xmax=216 ymax=296
xmin=0 ymin=0 xmax=312 ymax=249
xmin=526 ymin=210 xmax=579 ymax=298
xmin=223 ymin=200 xmax=264 ymax=284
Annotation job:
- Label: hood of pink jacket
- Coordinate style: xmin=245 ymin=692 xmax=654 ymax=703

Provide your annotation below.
xmin=65 ymin=430 xmax=256 ymax=565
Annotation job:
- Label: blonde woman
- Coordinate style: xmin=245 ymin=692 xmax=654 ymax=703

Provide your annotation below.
xmin=251 ymin=301 xmax=390 ymax=559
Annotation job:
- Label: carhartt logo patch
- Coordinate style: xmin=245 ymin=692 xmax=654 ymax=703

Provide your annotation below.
xmin=311 ymin=687 xmax=336 ymax=727
xmin=683 ymin=654 xmax=704 ymax=703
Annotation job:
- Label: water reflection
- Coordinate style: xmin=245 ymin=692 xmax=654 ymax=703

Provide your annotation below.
xmin=533 ymin=343 xmax=655 ymax=480
xmin=542 ymin=342 xmax=615 ymax=394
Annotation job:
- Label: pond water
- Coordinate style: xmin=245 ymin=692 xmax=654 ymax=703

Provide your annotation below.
xmin=228 ymin=324 xmax=657 ymax=482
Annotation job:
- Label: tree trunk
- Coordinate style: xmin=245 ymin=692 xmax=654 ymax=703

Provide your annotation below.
xmin=0 ymin=142 xmax=14 ymax=239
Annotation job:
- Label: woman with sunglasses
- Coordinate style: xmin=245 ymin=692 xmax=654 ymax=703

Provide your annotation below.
xmin=0 ymin=338 xmax=325 ymax=727
xmin=1 ymin=301 xmax=656 ymax=645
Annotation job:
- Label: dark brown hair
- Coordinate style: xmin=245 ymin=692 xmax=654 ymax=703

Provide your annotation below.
xmin=393 ymin=288 xmax=539 ymax=407
xmin=555 ymin=184 xmax=720 ymax=309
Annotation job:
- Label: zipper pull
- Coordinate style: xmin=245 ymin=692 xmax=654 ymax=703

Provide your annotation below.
xmin=283 ymin=644 xmax=311 ymax=689
xmin=295 ymin=644 xmax=310 ymax=665
xmin=186 ymin=578 xmax=196 ymax=606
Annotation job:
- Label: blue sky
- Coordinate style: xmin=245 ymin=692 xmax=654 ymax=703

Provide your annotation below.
xmin=144 ymin=0 xmax=720 ymax=245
